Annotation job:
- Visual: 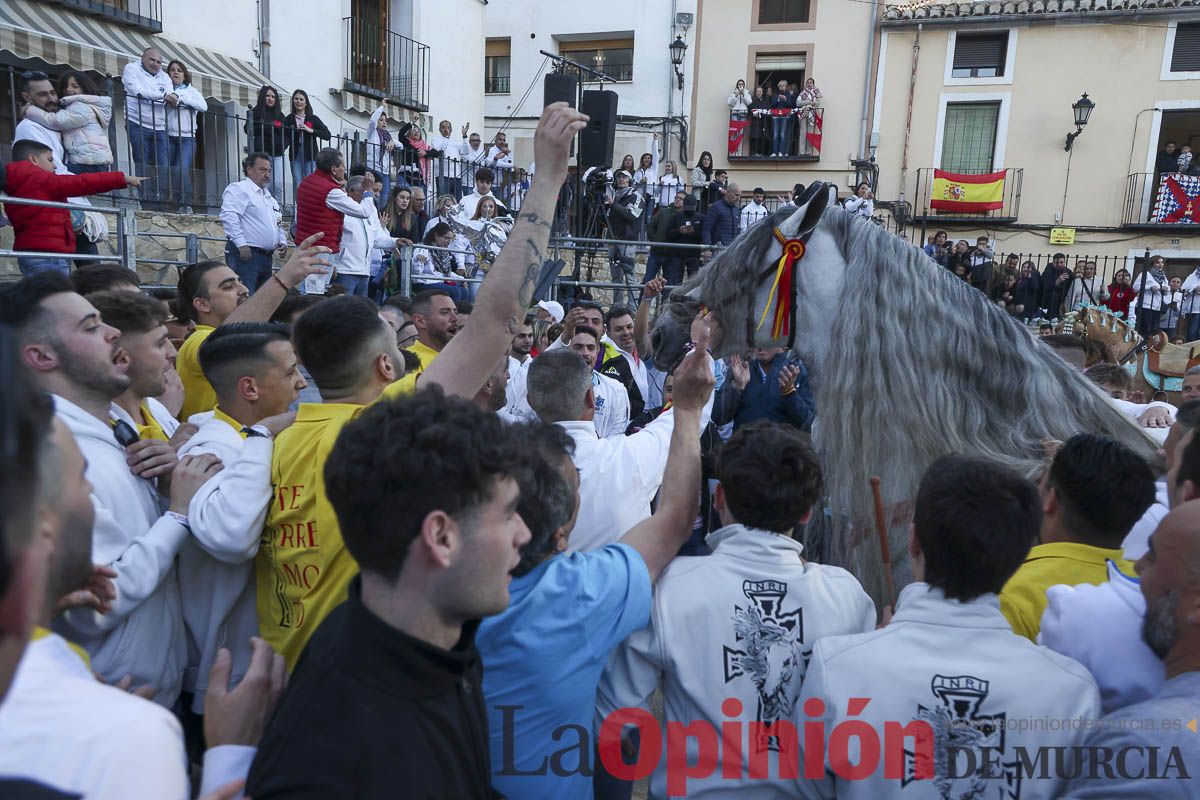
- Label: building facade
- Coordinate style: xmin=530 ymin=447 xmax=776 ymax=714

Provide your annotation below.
xmin=1 ymin=0 xmax=485 ymax=211
xmin=874 ymin=0 xmax=1200 ymax=268
xmin=482 ymin=0 xmax=697 ymax=173
xmin=686 ymin=0 xmax=880 ymax=199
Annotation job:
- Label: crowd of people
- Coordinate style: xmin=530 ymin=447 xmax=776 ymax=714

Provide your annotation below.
xmin=3 ymin=79 xmax=1200 ymax=800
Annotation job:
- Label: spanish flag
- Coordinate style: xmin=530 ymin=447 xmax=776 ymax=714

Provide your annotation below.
xmin=931 ymin=169 xmax=1005 ymax=212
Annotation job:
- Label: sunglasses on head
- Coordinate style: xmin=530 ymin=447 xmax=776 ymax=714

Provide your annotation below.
xmin=21 ymin=71 xmax=49 ymax=81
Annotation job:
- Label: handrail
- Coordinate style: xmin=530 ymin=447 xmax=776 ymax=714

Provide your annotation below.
xmin=0 ymin=195 xmax=135 ymax=271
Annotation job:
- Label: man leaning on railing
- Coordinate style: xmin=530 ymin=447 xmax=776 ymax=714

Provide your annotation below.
xmin=122 ymin=47 xmax=173 ymax=204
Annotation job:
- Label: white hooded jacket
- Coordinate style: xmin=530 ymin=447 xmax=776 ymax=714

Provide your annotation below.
xmin=178 ymin=414 xmax=274 ymax=714
xmin=796 ymin=583 xmax=1102 ymax=800
xmin=597 ymin=525 xmax=876 ymax=799
xmin=51 ymin=395 xmax=189 ymax=707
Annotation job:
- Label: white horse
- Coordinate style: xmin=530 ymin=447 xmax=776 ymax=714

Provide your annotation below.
xmin=652 ymin=183 xmax=1161 ymax=603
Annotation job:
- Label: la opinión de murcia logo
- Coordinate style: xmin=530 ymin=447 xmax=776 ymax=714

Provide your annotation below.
xmin=497 ymin=697 xmax=1193 ymax=796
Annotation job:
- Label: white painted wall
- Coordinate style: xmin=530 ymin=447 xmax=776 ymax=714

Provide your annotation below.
xmin=483 ymin=0 xmax=697 ymax=165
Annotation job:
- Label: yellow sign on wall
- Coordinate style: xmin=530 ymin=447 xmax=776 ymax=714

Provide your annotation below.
xmin=1050 ymin=227 xmax=1077 ymax=245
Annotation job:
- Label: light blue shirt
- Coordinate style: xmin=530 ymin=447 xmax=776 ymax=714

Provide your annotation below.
xmin=478 ymin=543 xmax=652 ymax=800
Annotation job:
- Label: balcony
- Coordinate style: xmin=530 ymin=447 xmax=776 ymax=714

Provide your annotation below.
xmin=485 ymin=75 xmax=510 ymax=94
xmin=912 ymin=167 xmax=1022 ymax=225
xmin=1122 ymin=172 xmax=1200 ymax=232
xmin=727 ymin=109 xmax=821 ymax=162
xmin=343 ymin=16 xmax=430 ymax=111
xmin=45 ymin=0 xmax=161 ymax=32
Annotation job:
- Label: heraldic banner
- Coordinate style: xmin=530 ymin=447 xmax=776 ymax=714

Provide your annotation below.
xmin=728 ymin=117 xmax=749 ymax=157
xmin=1152 ymin=173 xmax=1200 ymax=224
xmin=930 ymin=169 xmax=1006 ymax=212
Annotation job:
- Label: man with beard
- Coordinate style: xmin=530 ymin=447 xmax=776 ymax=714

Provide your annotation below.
xmin=473 ymin=355 xmax=510 ymax=415
xmin=600 ymin=305 xmax=647 ymax=417
xmin=14 ymin=71 xmax=67 ymax=172
xmin=174 ymin=236 xmax=331 ymax=420
xmin=0 ymin=273 xmax=221 ymax=706
xmin=392 ymin=288 xmax=459 ymax=392
xmin=1062 ymin=502 xmax=1200 ymax=798
xmin=502 ymin=314 xmax=535 ymax=422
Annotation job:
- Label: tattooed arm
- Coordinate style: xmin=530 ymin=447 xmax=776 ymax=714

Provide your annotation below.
xmin=419 ymin=104 xmax=587 ymax=400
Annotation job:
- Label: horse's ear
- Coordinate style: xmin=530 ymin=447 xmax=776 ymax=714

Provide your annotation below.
xmin=778 ymin=180 xmax=833 ymax=241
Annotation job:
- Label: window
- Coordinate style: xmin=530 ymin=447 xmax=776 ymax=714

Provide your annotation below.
xmin=758 ymin=0 xmax=811 ymax=25
xmin=941 ymin=102 xmax=1000 ymax=173
xmin=559 ymin=38 xmax=634 ymax=82
xmin=952 ymin=33 xmax=1008 ymax=78
xmin=1170 ymin=23 xmax=1200 ymax=72
xmin=485 ymin=39 xmax=511 ymax=94
xmin=754 ymin=53 xmax=807 ymax=95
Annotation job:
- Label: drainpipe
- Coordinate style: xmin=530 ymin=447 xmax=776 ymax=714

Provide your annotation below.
xmin=666 ymin=0 xmax=677 ymax=163
xmin=857 ymin=0 xmax=880 ymax=159
xmin=258 ymin=0 xmax=271 ymax=78
xmin=898 ymin=24 xmax=921 ymax=207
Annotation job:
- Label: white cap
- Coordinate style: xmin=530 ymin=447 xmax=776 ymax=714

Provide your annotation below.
xmin=536 ymin=300 xmax=564 ymax=323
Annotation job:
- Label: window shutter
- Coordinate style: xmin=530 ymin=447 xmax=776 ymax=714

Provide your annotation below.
xmin=953 ymin=33 xmax=1008 ymax=73
xmin=1171 ymin=23 xmax=1200 ymax=72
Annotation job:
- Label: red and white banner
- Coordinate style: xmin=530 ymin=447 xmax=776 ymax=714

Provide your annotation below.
xmin=1152 ymin=173 xmax=1200 ymax=224
xmin=728 ymin=118 xmax=749 ymax=156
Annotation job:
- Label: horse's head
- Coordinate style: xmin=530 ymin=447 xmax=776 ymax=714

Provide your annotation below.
xmin=651 ymin=183 xmax=843 ymax=372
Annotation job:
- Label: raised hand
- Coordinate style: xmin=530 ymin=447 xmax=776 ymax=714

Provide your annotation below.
xmin=532 ymin=102 xmax=588 ymax=186
xmin=672 ymin=313 xmax=716 ymax=411
xmin=275 ymin=232 xmax=332 ymax=288
xmin=643 ymin=276 xmax=667 ymax=299
xmin=461 ymin=122 xmax=470 ymax=137
xmin=728 ymin=353 xmax=750 ymax=390
xmin=778 ymin=364 xmax=801 ymax=394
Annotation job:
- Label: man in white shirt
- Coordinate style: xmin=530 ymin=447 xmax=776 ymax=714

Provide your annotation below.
xmin=220 ymin=152 xmax=289 ymax=292
xmin=568 ymin=326 xmax=629 ymax=439
xmin=526 ymin=348 xmax=714 ymax=553
xmin=14 ymin=71 xmax=68 ymax=173
xmin=487 ymin=131 xmax=514 ymax=170
xmin=335 ymin=175 xmax=399 ymax=297
xmin=602 ymin=305 xmax=649 ymax=407
xmin=503 ymin=314 xmax=536 ymax=423
xmin=740 ymin=186 xmax=770 ymax=231
xmin=598 ymin=421 xmax=876 ymax=799
xmin=796 ymin=455 xmax=1101 ymax=800
xmin=122 ymin=47 xmax=173 ymax=202
xmin=458 ymin=128 xmax=491 ymax=191
xmin=0 ymin=273 xmax=219 ymax=706
xmin=178 ymin=323 xmax=303 ymax=715
xmin=428 ymin=119 xmax=460 ymax=199
xmin=459 ymin=167 xmax=508 ymax=219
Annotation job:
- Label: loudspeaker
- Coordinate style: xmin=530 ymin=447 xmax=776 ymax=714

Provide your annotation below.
xmin=543 ymin=73 xmax=577 ymax=109
xmin=579 ymin=90 xmax=618 ymax=168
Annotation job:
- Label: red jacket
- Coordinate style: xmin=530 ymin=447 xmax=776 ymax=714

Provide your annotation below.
xmin=4 ymin=161 xmax=126 ymax=254
xmin=295 ymin=170 xmax=344 ymax=253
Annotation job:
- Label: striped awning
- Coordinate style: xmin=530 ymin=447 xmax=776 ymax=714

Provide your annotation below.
xmin=0 ymin=0 xmax=268 ymax=107
xmin=340 ymin=86 xmax=406 ymax=119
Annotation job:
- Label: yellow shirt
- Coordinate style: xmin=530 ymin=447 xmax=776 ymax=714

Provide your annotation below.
xmin=385 ymin=339 xmax=440 ymax=399
xmin=134 ymin=401 xmax=169 ymax=441
xmin=31 ymin=626 xmax=90 ymax=668
xmin=176 ymin=325 xmax=217 ymax=421
xmin=255 ymin=403 xmax=363 ymax=669
xmin=212 ymin=407 xmax=250 ymax=439
xmin=999 ymin=541 xmax=1134 ymax=641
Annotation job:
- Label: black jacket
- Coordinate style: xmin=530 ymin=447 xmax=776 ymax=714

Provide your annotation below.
xmin=247 ymin=109 xmax=288 ymax=157
xmin=600 ymin=353 xmax=645 ymax=419
xmin=284 ymin=112 xmax=331 ymax=161
xmin=246 ymin=578 xmax=496 ymax=799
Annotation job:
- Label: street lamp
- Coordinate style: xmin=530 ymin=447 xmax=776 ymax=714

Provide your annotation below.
xmin=670 ymin=35 xmax=687 ymax=90
xmin=1064 ymin=92 xmax=1095 ymax=152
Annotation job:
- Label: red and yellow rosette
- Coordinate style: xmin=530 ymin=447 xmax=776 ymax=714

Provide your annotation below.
xmin=756 ymin=230 xmax=806 ymax=340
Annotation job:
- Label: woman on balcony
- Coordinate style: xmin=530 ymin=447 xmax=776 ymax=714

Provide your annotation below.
xmin=386 ymin=186 xmax=422 ymax=244
xmin=843 ymin=182 xmax=874 ymax=219
xmin=164 ymin=60 xmax=206 ymax=213
xmin=366 ymin=105 xmax=396 ymax=210
xmin=247 ymin=85 xmax=287 ymax=202
xmin=727 ymin=80 xmax=750 ymax=119
xmin=690 ymin=151 xmax=713 ymax=211
xmin=285 ymin=90 xmax=331 ymax=198
xmin=770 ymin=79 xmax=794 ymax=157
xmin=796 ymin=77 xmax=823 ymax=157
xmin=654 ymin=161 xmax=684 ymax=209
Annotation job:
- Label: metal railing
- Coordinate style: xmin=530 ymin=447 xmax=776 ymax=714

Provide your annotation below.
xmin=48 ymin=0 xmax=162 ymax=31
xmin=1123 ymin=172 xmax=1200 ymax=229
xmin=485 ymin=76 xmax=510 ymax=94
xmin=343 ymin=17 xmax=430 ymax=111
xmin=0 ymin=195 xmax=136 ymax=272
xmin=728 ymin=108 xmax=823 ymax=160
xmin=913 ymin=167 xmax=1023 ymax=223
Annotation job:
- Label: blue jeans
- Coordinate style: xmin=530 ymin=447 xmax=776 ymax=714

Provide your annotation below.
xmin=168 ymin=136 xmax=196 ymax=206
xmin=772 ymin=117 xmax=791 ymax=155
xmin=269 ymin=156 xmax=285 ymax=204
xmin=128 ymin=123 xmax=169 ymax=201
xmin=17 ymin=256 xmax=71 ymax=276
xmin=65 ymin=162 xmax=110 ymax=174
xmin=416 ymin=281 xmax=469 ymax=303
xmin=335 ymin=273 xmax=370 ymax=296
xmin=376 ymin=174 xmax=391 ymax=212
xmin=225 ymin=241 xmax=274 ymax=293
xmin=291 ymin=159 xmax=315 ymax=197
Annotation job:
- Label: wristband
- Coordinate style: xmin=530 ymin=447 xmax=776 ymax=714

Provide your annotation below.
xmin=272 ymin=273 xmax=289 ymax=292
xmin=780 ymin=386 xmax=797 ymax=397
xmin=165 ymin=510 xmax=190 ymax=530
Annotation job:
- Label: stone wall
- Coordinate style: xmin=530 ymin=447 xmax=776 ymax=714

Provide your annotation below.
xmin=1 ymin=207 xmax=232 ymax=286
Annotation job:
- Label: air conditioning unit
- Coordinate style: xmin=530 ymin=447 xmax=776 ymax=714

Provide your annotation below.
xmin=675 ymin=12 xmax=694 ymax=26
